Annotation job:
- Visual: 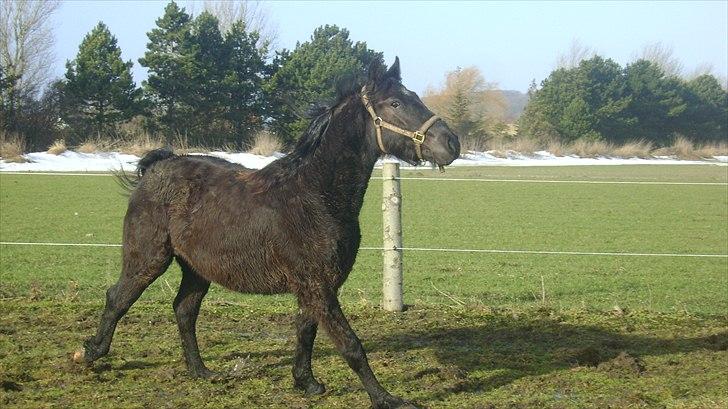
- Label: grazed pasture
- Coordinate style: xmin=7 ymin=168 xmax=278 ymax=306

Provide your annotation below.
xmin=1 ymin=165 xmax=726 ymax=408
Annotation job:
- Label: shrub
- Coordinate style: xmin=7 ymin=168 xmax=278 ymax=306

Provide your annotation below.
xmin=695 ymin=142 xmax=728 ymax=158
xmin=612 ymin=140 xmax=653 ymax=158
xmin=546 ymin=140 xmax=568 ymax=156
xmin=0 ymin=132 xmax=28 ymax=162
xmin=76 ymin=137 xmax=116 ymax=154
xmin=47 ymin=140 xmax=68 ymax=155
xmin=117 ymin=134 xmax=164 ymax=157
xmin=653 ymin=136 xmax=699 ymax=159
xmin=247 ymin=131 xmax=282 ymax=156
xmin=569 ymin=138 xmax=613 ymax=157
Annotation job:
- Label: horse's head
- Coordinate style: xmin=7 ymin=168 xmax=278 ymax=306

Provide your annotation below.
xmin=362 ymin=57 xmax=460 ymax=167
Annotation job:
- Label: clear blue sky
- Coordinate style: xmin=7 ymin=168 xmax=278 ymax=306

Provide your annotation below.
xmin=52 ymin=1 xmax=728 ymax=93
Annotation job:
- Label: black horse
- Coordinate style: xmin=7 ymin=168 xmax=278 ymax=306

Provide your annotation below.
xmin=75 ymin=58 xmax=460 ymax=408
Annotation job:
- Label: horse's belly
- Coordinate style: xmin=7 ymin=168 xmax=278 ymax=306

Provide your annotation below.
xmin=173 ymin=242 xmax=292 ymax=295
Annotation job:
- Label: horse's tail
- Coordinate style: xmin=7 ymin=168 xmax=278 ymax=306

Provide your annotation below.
xmin=115 ymin=148 xmax=176 ymax=193
xmin=136 ymin=148 xmax=176 ymax=177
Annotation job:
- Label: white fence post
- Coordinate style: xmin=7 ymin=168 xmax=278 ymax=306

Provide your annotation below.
xmin=382 ymin=161 xmax=403 ymax=312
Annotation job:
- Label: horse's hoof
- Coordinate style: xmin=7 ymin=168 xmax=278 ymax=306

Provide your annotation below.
xmin=295 ymin=379 xmax=326 ymax=395
xmin=190 ymin=368 xmax=225 ymax=380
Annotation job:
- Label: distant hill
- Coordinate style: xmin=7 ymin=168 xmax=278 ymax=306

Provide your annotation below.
xmin=500 ymin=90 xmax=529 ymax=121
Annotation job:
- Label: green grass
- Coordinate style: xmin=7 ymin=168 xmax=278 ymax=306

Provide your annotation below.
xmin=1 ymin=165 xmax=727 ymax=408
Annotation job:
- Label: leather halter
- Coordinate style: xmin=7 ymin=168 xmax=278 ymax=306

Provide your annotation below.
xmin=361 ymin=87 xmax=441 ymax=161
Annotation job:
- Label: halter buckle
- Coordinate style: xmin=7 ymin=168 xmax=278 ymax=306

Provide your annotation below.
xmin=374 ymin=117 xmax=383 ymax=126
xmin=412 ymin=131 xmax=425 ymax=144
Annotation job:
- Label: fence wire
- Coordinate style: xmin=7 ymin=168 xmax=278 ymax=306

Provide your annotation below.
xmin=2 ymin=241 xmax=726 ymax=258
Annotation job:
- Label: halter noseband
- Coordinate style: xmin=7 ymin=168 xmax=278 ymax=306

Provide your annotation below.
xmin=361 ymin=87 xmax=441 ymax=162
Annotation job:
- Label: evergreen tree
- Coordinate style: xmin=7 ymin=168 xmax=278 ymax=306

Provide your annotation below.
xmin=265 ymin=25 xmax=384 ymax=143
xmin=140 ymin=2 xmax=268 ymax=146
xmin=577 ymin=57 xmax=632 ymax=143
xmin=522 ymin=57 xmax=632 ymax=143
xmin=221 ymin=20 xmax=268 ymax=142
xmin=623 ymin=59 xmax=685 ymax=142
xmin=138 ymin=1 xmax=195 ymax=136
xmin=186 ymin=11 xmax=226 ymax=141
xmin=681 ymin=74 xmax=728 ymax=142
xmin=62 ymin=22 xmax=139 ymax=139
xmin=521 ymin=55 xmax=726 ymax=146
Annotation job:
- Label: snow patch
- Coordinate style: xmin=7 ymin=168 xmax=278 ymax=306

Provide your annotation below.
xmin=1 ymin=151 xmax=139 ymax=172
xmin=1 ymin=149 xmax=726 ymax=172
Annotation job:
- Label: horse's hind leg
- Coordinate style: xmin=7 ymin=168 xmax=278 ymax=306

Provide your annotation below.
xmin=173 ymin=259 xmax=212 ymax=378
xmin=76 ymin=207 xmax=172 ymax=364
xmin=292 ymin=311 xmax=325 ymax=395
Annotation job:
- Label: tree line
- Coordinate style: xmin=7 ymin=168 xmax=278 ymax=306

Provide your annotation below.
xmin=519 ymin=56 xmax=727 ymax=145
xmin=1 ymin=1 xmax=725 ymax=154
xmin=1 ymin=1 xmax=383 ymax=151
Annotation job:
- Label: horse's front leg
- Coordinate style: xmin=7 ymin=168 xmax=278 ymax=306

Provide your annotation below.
xmin=300 ymin=289 xmax=418 ymax=409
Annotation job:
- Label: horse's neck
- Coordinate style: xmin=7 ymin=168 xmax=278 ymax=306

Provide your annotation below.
xmin=303 ymin=100 xmax=379 ymax=219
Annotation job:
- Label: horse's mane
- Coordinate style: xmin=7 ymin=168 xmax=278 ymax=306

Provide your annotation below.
xmin=283 ymin=63 xmax=399 ymax=166
xmin=264 ymin=71 xmax=377 ymax=176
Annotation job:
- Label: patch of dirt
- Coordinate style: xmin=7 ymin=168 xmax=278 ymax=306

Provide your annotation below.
xmin=1 ymin=380 xmax=23 ymax=392
xmin=597 ymin=351 xmax=645 ymax=376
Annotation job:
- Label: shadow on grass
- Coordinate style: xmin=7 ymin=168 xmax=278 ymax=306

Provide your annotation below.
xmin=53 ymin=307 xmax=727 ymax=406
xmin=366 ymin=314 xmax=728 ymax=400
xmin=199 ymin=310 xmax=727 ymax=402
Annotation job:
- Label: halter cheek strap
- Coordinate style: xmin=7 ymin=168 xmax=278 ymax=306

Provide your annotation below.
xmin=361 ymin=88 xmax=441 ymax=162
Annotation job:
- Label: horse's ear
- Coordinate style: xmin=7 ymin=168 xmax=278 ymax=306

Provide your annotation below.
xmin=386 ymin=57 xmax=401 ymax=82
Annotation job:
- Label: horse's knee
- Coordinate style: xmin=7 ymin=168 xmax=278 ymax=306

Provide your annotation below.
xmin=105 ymin=277 xmax=150 ymax=315
xmin=105 ymin=284 xmax=119 ymax=304
xmin=104 ymin=284 xmax=130 ymax=315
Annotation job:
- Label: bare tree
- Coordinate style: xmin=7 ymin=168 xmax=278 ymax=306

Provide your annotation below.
xmin=0 ymin=0 xmax=60 ymax=102
xmin=634 ymin=41 xmax=684 ymax=77
xmin=555 ymin=38 xmax=596 ymax=69
xmin=423 ymin=66 xmax=507 ymax=148
xmin=187 ymin=0 xmax=277 ymax=52
xmin=686 ymin=62 xmax=715 ymax=80
xmin=686 ymin=63 xmax=727 ymax=89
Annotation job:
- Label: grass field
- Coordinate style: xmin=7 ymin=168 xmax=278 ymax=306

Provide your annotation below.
xmin=1 ymin=165 xmax=727 ymax=408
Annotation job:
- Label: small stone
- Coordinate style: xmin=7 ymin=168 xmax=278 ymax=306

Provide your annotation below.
xmin=72 ymin=349 xmax=85 ymax=363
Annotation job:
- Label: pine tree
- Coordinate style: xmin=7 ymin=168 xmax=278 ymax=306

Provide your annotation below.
xmin=682 ymin=74 xmax=728 ymax=141
xmin=140 ymin=3 xmax=269 ymax=146
xmin=186 ymin=10 xmax=226 ymax=142
xmin=62 ymin=22 xmax=139 ymax=139
xmin=265 ymin=25 xmax=384 ymax=143
xmin=138 ymin=1 xmax=195 ymax=136
xmin=221 ymin=20 xmax=267 ymax=142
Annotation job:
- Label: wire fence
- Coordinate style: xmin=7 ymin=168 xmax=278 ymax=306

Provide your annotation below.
xmin=2 ymin=171 xmax=727 ymax=186
xmin=1 ymin=169 xmax=726 ymax=261
xmin=1 ymin=241 xmax=726 ymax=259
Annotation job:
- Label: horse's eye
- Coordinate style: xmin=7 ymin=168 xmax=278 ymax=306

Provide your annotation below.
xmin=391 ymin=101 xmax=401 ymax=108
